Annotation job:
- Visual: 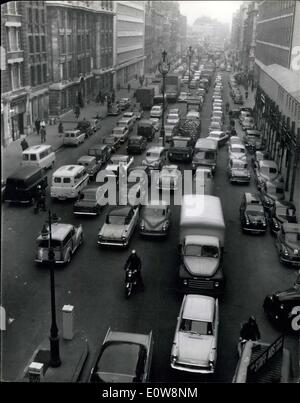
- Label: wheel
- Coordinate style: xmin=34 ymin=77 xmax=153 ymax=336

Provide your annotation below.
xmin=66 ymin=252 xmax=72 ymax=264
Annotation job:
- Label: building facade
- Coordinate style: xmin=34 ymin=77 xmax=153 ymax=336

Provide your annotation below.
xmin=114 ymin=1 xmax=145 ymax=87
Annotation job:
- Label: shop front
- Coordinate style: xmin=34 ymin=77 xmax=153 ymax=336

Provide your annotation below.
xmin=10 ymin=94 xmax=27 ymax=141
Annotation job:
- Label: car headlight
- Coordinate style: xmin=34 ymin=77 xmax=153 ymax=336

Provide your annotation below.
xmin=171 ymin=354 xmax=177 ymax=364
xmin=209 ymin=360 xmax=214 ymax=370
xmin=183 ymin=279 xmax=188 ymax=285
xmin=282 ymin=246 xmax=289 ymax=256
xmin=214 ymin=281 xmax=219 ymax=288
xmin=140 ymin=220 xmax=145 ymax=230
xmin=280 ymin=304 xmax=284 ymax=310
xmin=169 ymin=153 xmax=173 ymax=157
xmin=121 ymin=235 xmax=126 ymax=240
xmin=162 ymin=221 xmax=169 ymax=231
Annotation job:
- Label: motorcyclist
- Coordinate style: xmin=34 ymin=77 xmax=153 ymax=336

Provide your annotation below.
xmin=124 ymin=250 xmax=144 ymax=290
xmin=240 ymin=316 xmax=261 ymax=341
xmin=35 ymin=185 xmax=46 ymax=212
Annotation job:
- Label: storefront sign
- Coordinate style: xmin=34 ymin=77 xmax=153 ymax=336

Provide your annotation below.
xmin=248 ymin=335 xmax=284 ymax=376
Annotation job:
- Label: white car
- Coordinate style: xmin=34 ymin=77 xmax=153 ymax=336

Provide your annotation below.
xmin=108 ymin=154 xmax=134 ymax=171
xmin=97 ymin=205 xmax=139 ymax=247
xmin=156 ymin=164 xmax=180 ymax=191
xmin=229 ymin=144 xmax=247 ymax=160
xmin=167 ymin=114 xmax=180 ymax=126
xmin=171 ymin=294 xmax=219 ymax=373
xmin=111 ymin=126 xmax=129 ymax=143
xmin=122 ymin=111 xmax=137 ymax=123
xmin=178 ymin=92 xmax=189 ymax=102
xmin=150 ymin=105 xmax=163 ymax=118
xmin=207 ymin=130 xmax=229 ymax=147
xmin=209 ymin=120 xmax=223 ymax=132
xmin=149 ymin=117 xmax=160 ymax=132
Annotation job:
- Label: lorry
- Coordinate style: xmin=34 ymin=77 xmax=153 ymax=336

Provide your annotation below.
xmin=176 ymin=118 xmax=201 ymax=143
xmin=165 ymin=73 xmax=181 ymax=102
xmin=135 ymin=87 xmax=155 ymax=109
xmin=179 ymin=195 xmax=226 ymax=294
xmin=192 ymin=138 xmax=218 ymax=174
xmin=168 ymin=136 xmax=194 ymax=163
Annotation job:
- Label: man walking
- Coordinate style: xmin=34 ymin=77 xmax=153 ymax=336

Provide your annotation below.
xmin=40 ymin=126 xmax=46 ymax=143
xmin=35 ymin=118 xmax=41 ymax=135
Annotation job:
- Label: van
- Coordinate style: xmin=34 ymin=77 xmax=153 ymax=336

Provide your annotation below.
xmin=127 ymin=136 xmax=147 ymax=154
xmin=88 ymin=144 xmax=111 ymax=165
xmin=3 ymin=166 xmax=48 ymax=204
xmin=21 ymin=145 xmax=55 ymax=170
xmin=51 ymin=165 xmax=89 ymax=200
xmin=142 ymin=146 xmax=167 ymax=169
xmin=192 ymin=138 xmax=218 ymax=173
xmin=137 ymin=119 xmax=155 ymax=141
xmin=63 ymin=129 xmax=85 ymax=146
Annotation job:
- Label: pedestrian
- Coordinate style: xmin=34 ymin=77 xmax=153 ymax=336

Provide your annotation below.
xmin=35 ymin=185 xmax=46 ymax=212
xmin=35 ymin=118 xmax=41 ymax=135
xmin=240 ymin=316 xmax=261 ymax=341
xmin=40 ymin=126 xmax=46 ymax=143
xmin=230 ymin=119 xmax=235 ymax=128
xmin=245 ymin=90 xmax=248 ymax=100
xmin=40 ymin=119 xmax=46 ymax=128
xmin=127 ymin=82 xmax=131 ymax=93
xmin=21 ymin=137 xmax=29 ymax=151
xmin=74 ymin=105 xmax=80 ymax=119
xmin=58 ymin=122 xmax=64 ymax=135
xmin=124 ymin=250 xmax=144 ymax=290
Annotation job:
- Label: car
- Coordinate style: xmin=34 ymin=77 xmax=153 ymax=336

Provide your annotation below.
xmin=170 ymin=294 xmax=219 ymax=374
xmin=207 ymin=130 xmax=229 ymax=147
xmin=178 ymin=92 xmax=189 ymax=102
xmin=142 ymin=146 xmax=167 ymax=170
xmin=73 ymin=185 xmax=105 ymax=216
xmin=107 ymin=103 xmax=121 ymax=116
xmin=150 ymin=105 xmax=163 ymax=118
xmin=88 ymin=144 xmax=112 ymax=165
xmin=209 ymin=121 xmax=223 ymax=132
xmin=211 ymin=111 xmax=224 ymax=122
xmin=229 ymin=144 xmax=247 ymax=160
xmin=164 ymin=124 xmax=177 ymax=143
xmin=259 ymin=180 xmax=285 ymax=214
xmin=192 ymin=167 xmax=214 ymax=195
xmin=166 ymin=114 xmax=180 ymax=126
xmin=229 ymin=109 xmax=241 ymax=119
xmin=117 ymin=117 xmax=135 ymax=132
xmin=169 ymin=108 xmax=180 ymax=116
xmin=228 ymin=158 xmax=251 ymax=184
xmin=76 ymin=120 xmax=93 ymax=138
xmin=77 ymin=155 xmax=102 ymax=180
xmin=122 ymin=111 xmax=137 ymax=123
xmin=275 ymin=223 xmax=300 ymax=266
xmin=149 ymin=117 xmax=160 ymax=133
xmin=156 ymin=164 xmax=180 ymax=192
xmin=97 ymin=205 xmax=140 ymax=247
xmin=263 ymin=279 xmax=300 ymax=332
xmin=242 ymin=117 xmax=255 ymax=131
xmin=239 ymin=192 xmax=267 ymax=234
xmin=89 ymin=328 xmax=153 ymax=382
xmin=254 ymin=160 xmax=283 ymax=189
xmin=102 ymin=136 xmax=120 ymax=152
xmin=35 ymin=223 xmax=83 ymax=264
xmin=126 ymin=135 xmax=147 ymax=154
xmin=111 ymin=126 xmax=129 ymax=143
xmin=139 ymin=200 xmax=171 ymax=236
xmin=109 ymin=154 xmax=134 ymax=172
xmin=269 ymin=200 xmax=297 ymax=235
xmin=118 ymin=98 xmax=131 ymax=111
xmin=239 ymin=110 xmax=252 ymax=124
xmin=244 ymin=130 xmax=263 ymax=151
xmin=186 ymin=111 xmax=200 ymax=121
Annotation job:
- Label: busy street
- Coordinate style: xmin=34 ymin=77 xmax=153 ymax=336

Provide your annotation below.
xmin=1 ymin=0 xmax=300 ymax=385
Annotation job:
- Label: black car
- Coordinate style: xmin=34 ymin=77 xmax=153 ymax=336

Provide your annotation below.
xmin=126 ymin=136 xmax=147 ymax=154
xmin=77 ymin=120 xmax=93 ymax=138
xmin=239 ymin=192 xmax=267 ymax=234
xmin=276 ymin=222 xmax=300 ymax=266
xmin=263 ymin=279 xmax=300 ymax=332
xmin=73 ymin=185 xmax=105 ymax=216
xmin=269 ymin=200 xmax=297 ymax=235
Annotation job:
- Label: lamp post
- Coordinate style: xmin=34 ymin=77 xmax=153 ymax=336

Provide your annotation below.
xmin=158 ymin=50 xmax=170 ymax=147
xmin=41 ymin=210 xmax=61 ymax=368
xmin=187 ymin=46 xmax=194 ymax=92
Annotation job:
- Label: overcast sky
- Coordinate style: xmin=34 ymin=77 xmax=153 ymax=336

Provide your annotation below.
xmin=179 ymin=1 xmax=242 ymax=26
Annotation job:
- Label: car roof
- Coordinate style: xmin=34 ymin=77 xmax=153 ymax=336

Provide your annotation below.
xmin=147 ymin=146 xmax=164 ymax=152
xmin=9 ymin=165 xmax=43 ymax=180
xmin=78 ymin=155 xmax=95 ymax=163
xmin=37 ymin=223 xmax=74 ymax=241
xmin=244 ymin=192 xmax=262 ymax=204
xmin=22 ymin=144 xmax=52 ymax=154
xmin=53 ymin=165 xmax=85 ymax=177
xmin=182 ymin=294 xmax=215 ymax=322
xmin=111 ymin=154 xmax=128 ymax=160
xmin=259 ymin=160 xmax=278 ymax=169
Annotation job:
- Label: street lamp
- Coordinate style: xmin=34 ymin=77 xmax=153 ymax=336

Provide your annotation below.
xmin=187 ymin=46 xmax=194 ymax=92
xmin=40 ymin=210 xmax=61 ymax=368
xmin=158 ymin=50 xmax=170 ymax=147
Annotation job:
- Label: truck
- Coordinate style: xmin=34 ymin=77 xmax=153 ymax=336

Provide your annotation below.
xmin=168 ymin=136 xmax=194 ymax=163
xmin=165 ymin=73 xmax=181 ymax=102
xmin=135 ymin=87 xmax=154 ymax=109
xmin=176 ymin=118 xmax=201 ymax=142
xmin=179 ymin=195 xmax=226 ymax=294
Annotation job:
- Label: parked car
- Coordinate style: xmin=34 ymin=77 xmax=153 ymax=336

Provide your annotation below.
xmin=118 ymin=98 xmax=131 ymax=111
xmin=77 ymin=155 xmax=102 ymax=180
xmin=139 ymin=200 xmax=171 ymax=236
xmin=207 ymin=130 xmax=229 ymax=147
xmin=35 ymin=222 xmax=83 ymax=264
xmin=269 ymin=200 xmax=297 ymax=235
xmin=63 ymin=129 xmax=85 ymax=146
xmin=137 ymin=119 xmax=156 ymax=141
xmin=88 ymin=144 xmax=111 ymax=165
xmin=239 ymin=192 xmax=267 ymax=234
xmin=209 ymin=120 xmax=223 ymax=132
xmin=150 ymin=105 xmax=163 ymax=118
xmin=260 ymin=180 xmax=285 ymax=214
xmin=275 ymin=223 xmax=300 ymax=266
xmin=263 ymin=279 xmax=300 ymax=332
xmin=241 ymin=117 xmax=255 ymax=131
xmin=228 ymin=137 xmax=244 ymax=149
xmin=126 ymin=135 xmax=147 ymax=154
xmin=77 ymin=120 xmax=93 ymax=138
xmin=167 ymin=114 xmax=180 ymax=126
xmin=89 ymin=328 xmax=153 ymax=382
xmin=156 ymin=164 xmax=180 ymax=192
xmin=122 ymin=111 xmax=137 ymax=123
xmin=107 ymin=103 xmax=121 ymax=116
xmin=73 ymin=185 xmax=106 ymax=216
xmin=170 ymin=294 xmax=219 ymax=374
xmin=228 ymin=158 xmax=251 ymax=184
xmin=111 ymin=126 xmax=129 ymax=143
xmin=254 ymin=160 xmax=283 ymax=189
xmin=97 ymin=205 xmax=140 ymax=247
xmin=102 ymin=136 xmax=120 ymax=152
xmin=229 ymin=144 xmax=247 ymax=160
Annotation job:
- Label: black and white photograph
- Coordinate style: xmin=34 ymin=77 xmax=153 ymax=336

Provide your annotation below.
xmin=1 ymin=0 xmax=299 ymax=389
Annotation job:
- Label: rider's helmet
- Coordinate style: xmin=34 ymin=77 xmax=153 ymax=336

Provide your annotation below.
xmin=37 ymin=185 xmax=41 ymax=190
xmin=249 ymin=316 xmax=256 ymax=323
xmin=131 ymin=250 xmax=136 ymax=255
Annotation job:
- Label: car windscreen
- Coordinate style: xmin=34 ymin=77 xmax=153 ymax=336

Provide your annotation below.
xmin=172 ymin=140 xmax=188 ymax=147
xmin=180 ymin=319 xmax=213 ymax=335
xmin=144 ymin=207 xmax=165 ymax=216
xmin=107 ymin=215 xmax=126 ymax=225
xmin=95 ymin=342 xmax=144 ymax=382
xmin=38 ymin=239 xmax=62 ymax=248
xmin=246 ymin=205 xmax=264 ymax=215
xmin=113 ymin=127 xmax=125 ymax=133
xmin=129 ymin=139 xmax=141 ymax=145
xmin=232 ymin=147 xmax=245 ymax=153
xmin=185 ymin=245 xmax=219 ymax=258
xmin=285 ymin=231 xmax=300 ymax=243
xmin=82 ymin=189 xmax=97 ymax=201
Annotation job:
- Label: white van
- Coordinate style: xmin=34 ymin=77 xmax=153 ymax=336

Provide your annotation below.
xmin=51 ymin=165 xmax=89 ymax=200
xmin=21 ymin=145 xmax=55 ymax=170
xmin=63 ymin=129 xmax=85 ymax=146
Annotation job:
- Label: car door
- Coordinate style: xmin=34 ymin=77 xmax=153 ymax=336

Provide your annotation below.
xmin=70 ymin=226 xmax=78 ymax=252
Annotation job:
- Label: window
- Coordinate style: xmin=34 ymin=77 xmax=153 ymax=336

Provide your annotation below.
xmin=35 ymin=36 xmax=40 ymax=53
xmin=43 ymin=64 xmax=47 ymax=82
xmin=7 ymin=27 xmax=21 ymax=52
xmin=37 ymin=65 xmax=42 ymax=84
xmin=28 ymin=7 xmax=33 ymax=22
xmin=30 ymin=65 xmax=35 ymax=86
xmin=29 ymin=36 xmax=34 ymax=53
xmin=10 ymin=63 xmax=22 ymax=90
xmin=63 ymin=177 xmax=71 ymax=183
xmin=59 ymin=9 xmax=65 ymax=28
xmin=35 ymin=8 xmax=39 ymax=23
xmin=59 ymin=35 xmax=66 ymax=54
xmin=8 ymin=1 xmax=18 ymax=15
xmin=41 ymin=36 xmax=46 ymax=52
xmin=67 ymin=35 xmax=72 ymax=53
xmin=68 ymin=61 xmax=73 ymax=78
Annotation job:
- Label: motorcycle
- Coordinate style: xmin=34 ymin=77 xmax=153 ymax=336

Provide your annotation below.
xmin=124 ymin=266 xmax=137 ymax=299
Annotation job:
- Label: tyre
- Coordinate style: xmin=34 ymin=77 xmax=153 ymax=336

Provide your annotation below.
xmin=66 ymin=252 xmax=72 ymax=264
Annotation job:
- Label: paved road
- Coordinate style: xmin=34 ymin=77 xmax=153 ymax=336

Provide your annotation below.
xmin=1 ymin=71 xmax=299 ymax=382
